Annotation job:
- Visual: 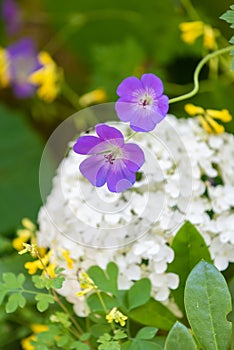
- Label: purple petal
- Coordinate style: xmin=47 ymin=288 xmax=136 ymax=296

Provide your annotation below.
xmin=106 ymin=162 xmax=135 ymax=192
xmin=2 ymin=0 xmax=22 ymax=36
xmin=13 ymin=83 xmax=36 ymax=98
xmin=79 ymin=155 xmax=109 ymax=187
xmin=122 ymin=143 xmax=145 ymax=171
xmin=158 ymin=95 xmax=169 ymax=116
xmin=116 ymin=76 xmax=142 ymax=98
xmin=95 ymin=124 xmax=124 ymax=147
xmin=73 ymin=136 xmax=103 ymax=155
xmin=115 ymin=101 xmax=133 ymax=122
xmin=129 ymin=108 xmax=157 ymax=132
xmin=141 ymin=73 xmax=164 ymax=97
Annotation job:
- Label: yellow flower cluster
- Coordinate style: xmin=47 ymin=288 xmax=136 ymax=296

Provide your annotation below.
xmin=13 ymin=218 xmax=37 ymax=252
xmin=79 ymin=88 xmax=107 ymax=107
xmin=21 ymin=324 xmax=48 ymax=350
xmin=0 ymin=47 xmax=10 ymax=87
xmin=185 ymin=103 xmax=232 ymax=134
xmin=29 ymin=51 xmax=62 ymax=102
xmin=76 ymin=271 xmax=97 ymax=297
xmin=179 ymin=21 xmax=217 ymax=50
xmin=106 ymin=307 xmax=128 ymax=327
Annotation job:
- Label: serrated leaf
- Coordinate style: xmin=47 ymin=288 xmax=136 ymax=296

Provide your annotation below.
xmin=50 ymin=275 xmax=65 ymax=289
xmin=167 ymin=221 xmax=211 ymax=312
xmin=3 ymin=272 xmax=23 ymax=289
xmin=184 ymin=261 xmax=232 ymax=350
xmin=88 ymin=262 xmax=118 ymax=296
xmin=127 ymin=278 xmax=151 ymax=310
xmin=32 ymin=275 xmax=48 ymax=289
xmin=113 ymin=330 xmax=127 ymax=340
xmin=136 ymin=327 xmax=158 ymax=340
xmin=35 ymin=293 xmax=54 ymax=312
xmin=5 ymin=293 xmax=26 ymax=313
xmin=164 ymin=322 xmax=197 ymax=350
xmin=129 ymin=298 xmax=177 ymax=331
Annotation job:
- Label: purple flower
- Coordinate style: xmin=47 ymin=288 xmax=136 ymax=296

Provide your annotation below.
xmin=2 ymin=0 xmax=22 ymax=36
xmin=115 ymin=73 xmax=169 ymax=132
xmin=6 ymin=38 xmax=42 ymax=98
xmin=73 ymin=124 xmax=145 ymax=193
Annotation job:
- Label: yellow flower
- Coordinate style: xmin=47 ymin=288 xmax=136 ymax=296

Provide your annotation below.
xmin=13 ymin=218 xmax=36 ymax=251
xmin=79 ymin=88 xmax=107 ymax=107
xmin=62 ymin=250 xmax=74 ymax=269
xmin=179 ymin=21 xmax=217 ymax=50
xmin=76 ymin=271 xmax=97 ymax=297
xmin=24 ymin=251 xmax=51 ymax=275
xmin=21 ymin=324 xmax=48 ymax=350
xmin=185 ymin=103 xmax=232 ymax=134
xmin=106 ymin=307 xmax=128 ymax=327
xmin=0 ymin=47 xmax=10 ymax=87
xmin=19 ymin=243 xmax=38 ymax=257
xmin=29 ymin=51 xmax=62 ymax=102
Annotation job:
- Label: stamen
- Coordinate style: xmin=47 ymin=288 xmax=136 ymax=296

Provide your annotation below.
xmin=104 ymin=153 xmax=115 ymax=164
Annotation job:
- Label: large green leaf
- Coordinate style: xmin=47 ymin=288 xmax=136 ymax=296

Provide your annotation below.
xmin=127 ymin=278 xmax=151 ymax=311
xmin=88 ymin=262 xmax=118 ymax=296
xmin=0 ymin=105 xmax=44 ymax=232
xmin=184 ymin=261 xmax=232 ymax=350
xmin=129 ymin=298 xmax=177 ymax=331
xmin=167 ymin=221 xmax=211 ymax=312
xmin=164 ymin=322 xmax=197 ymax=350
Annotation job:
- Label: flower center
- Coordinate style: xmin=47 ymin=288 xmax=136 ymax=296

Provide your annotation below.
xmin=104 ymin=153 xmax=115 ymax=164
xmin=140 ymin=93 xmax=152 ymax=108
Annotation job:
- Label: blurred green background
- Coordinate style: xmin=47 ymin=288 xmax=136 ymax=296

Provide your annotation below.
xmin=0 ymin=0 xmax=233 ymax=348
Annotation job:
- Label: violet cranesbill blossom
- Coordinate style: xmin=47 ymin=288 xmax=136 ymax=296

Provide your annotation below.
xmin=1 ymin=0 xmax=22 ymax=36
xmin=6 ymin=38 xmax=42 ymax=98
xmin=73 ymin=124 xmax=145 ymax=193
xmin=115 ymin=73 xmax=169 ymax=132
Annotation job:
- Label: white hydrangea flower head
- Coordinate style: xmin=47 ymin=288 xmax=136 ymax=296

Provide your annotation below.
xmin=37 ymin=110 xmax=234 ymax=316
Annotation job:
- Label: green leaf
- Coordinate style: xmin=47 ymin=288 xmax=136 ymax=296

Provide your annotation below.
xmin=164 ymin=322 xmax=197 ymax=350
xmin=32 ymin=275 xmax=48 ymax=289
xmin=87 ymin=292 xmax=117 ymax=312
xmin=88 ymin=262 xmax=118 ymax=296
xmin=113 ymin=330 xmax=127 ymax=340
xmin=0 ymin=104 xmax=44 ymax=232
xmin=136 ymin=327 xmax=158 ymax=340
xmin=167 ymin=221 xmax=211 ymax=312
xmin=184 ymin=261 xmax=232 ymax=350
xmin=35 ymin=293 xmax=55 ymax=312
xmin=129 ymin=340 xmax=162 ymax=350
xmin=56 ymin=334 xmax=70 ymax=347
xmin=220 ymin=7 xmax=234 ymax=25
xmin=5 ymin=293 xmax=26 ymax=313
xmin=129 ymin=298 xmax=177 ymax=331
xmin=70 ymin=341 xmax=90 ymax=350
xmin=0 ymin=285 xmax=7 ymax=305
xmin=3 ymin=272 xmax=25 ymax=289
xmin=127 ymin=278 xmax=151 ymax=310
xmin=90 ymin=324 xmax=112 ymax=338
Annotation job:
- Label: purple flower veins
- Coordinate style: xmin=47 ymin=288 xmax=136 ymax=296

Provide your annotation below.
xmin=73 ymin=124 xmax=145 ymax=193
xmin=115 ymin=73 xmax=169 ymax=132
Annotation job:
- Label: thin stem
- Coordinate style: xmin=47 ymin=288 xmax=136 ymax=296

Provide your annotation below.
xmin=125 ymin=131 xmax=137 ymax=142
xmin=36 ymin=251 xmax=83 ymax=336
xmin=168 ymin=46 xmax=233 ymax=105
xmin=96 ymin=290 xmax=115 ymax=331
xmin=180 ymin=0 xmax=200 ymax=20
xmin=62 ymin=82 xmax=81 ymax=110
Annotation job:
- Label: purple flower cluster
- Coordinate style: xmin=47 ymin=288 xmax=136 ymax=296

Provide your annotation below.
xmin=73 ymin=73 xmax=169 ymax=192
xmin=6 ymin=38 xmax=42 ymax=98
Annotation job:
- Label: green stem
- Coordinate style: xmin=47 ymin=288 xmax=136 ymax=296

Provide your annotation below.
xmin=62 ymin=82 xmax=81 ymax=110
xmin=96 ymin=290 xmax=115 ymax=331
xmin=180 ymin=0 xmax=200 ymax=20
xmin=168 ymin=46 xmax=233 ymax=105
xmin=125 ymin=131 xmax=137 ymax=142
